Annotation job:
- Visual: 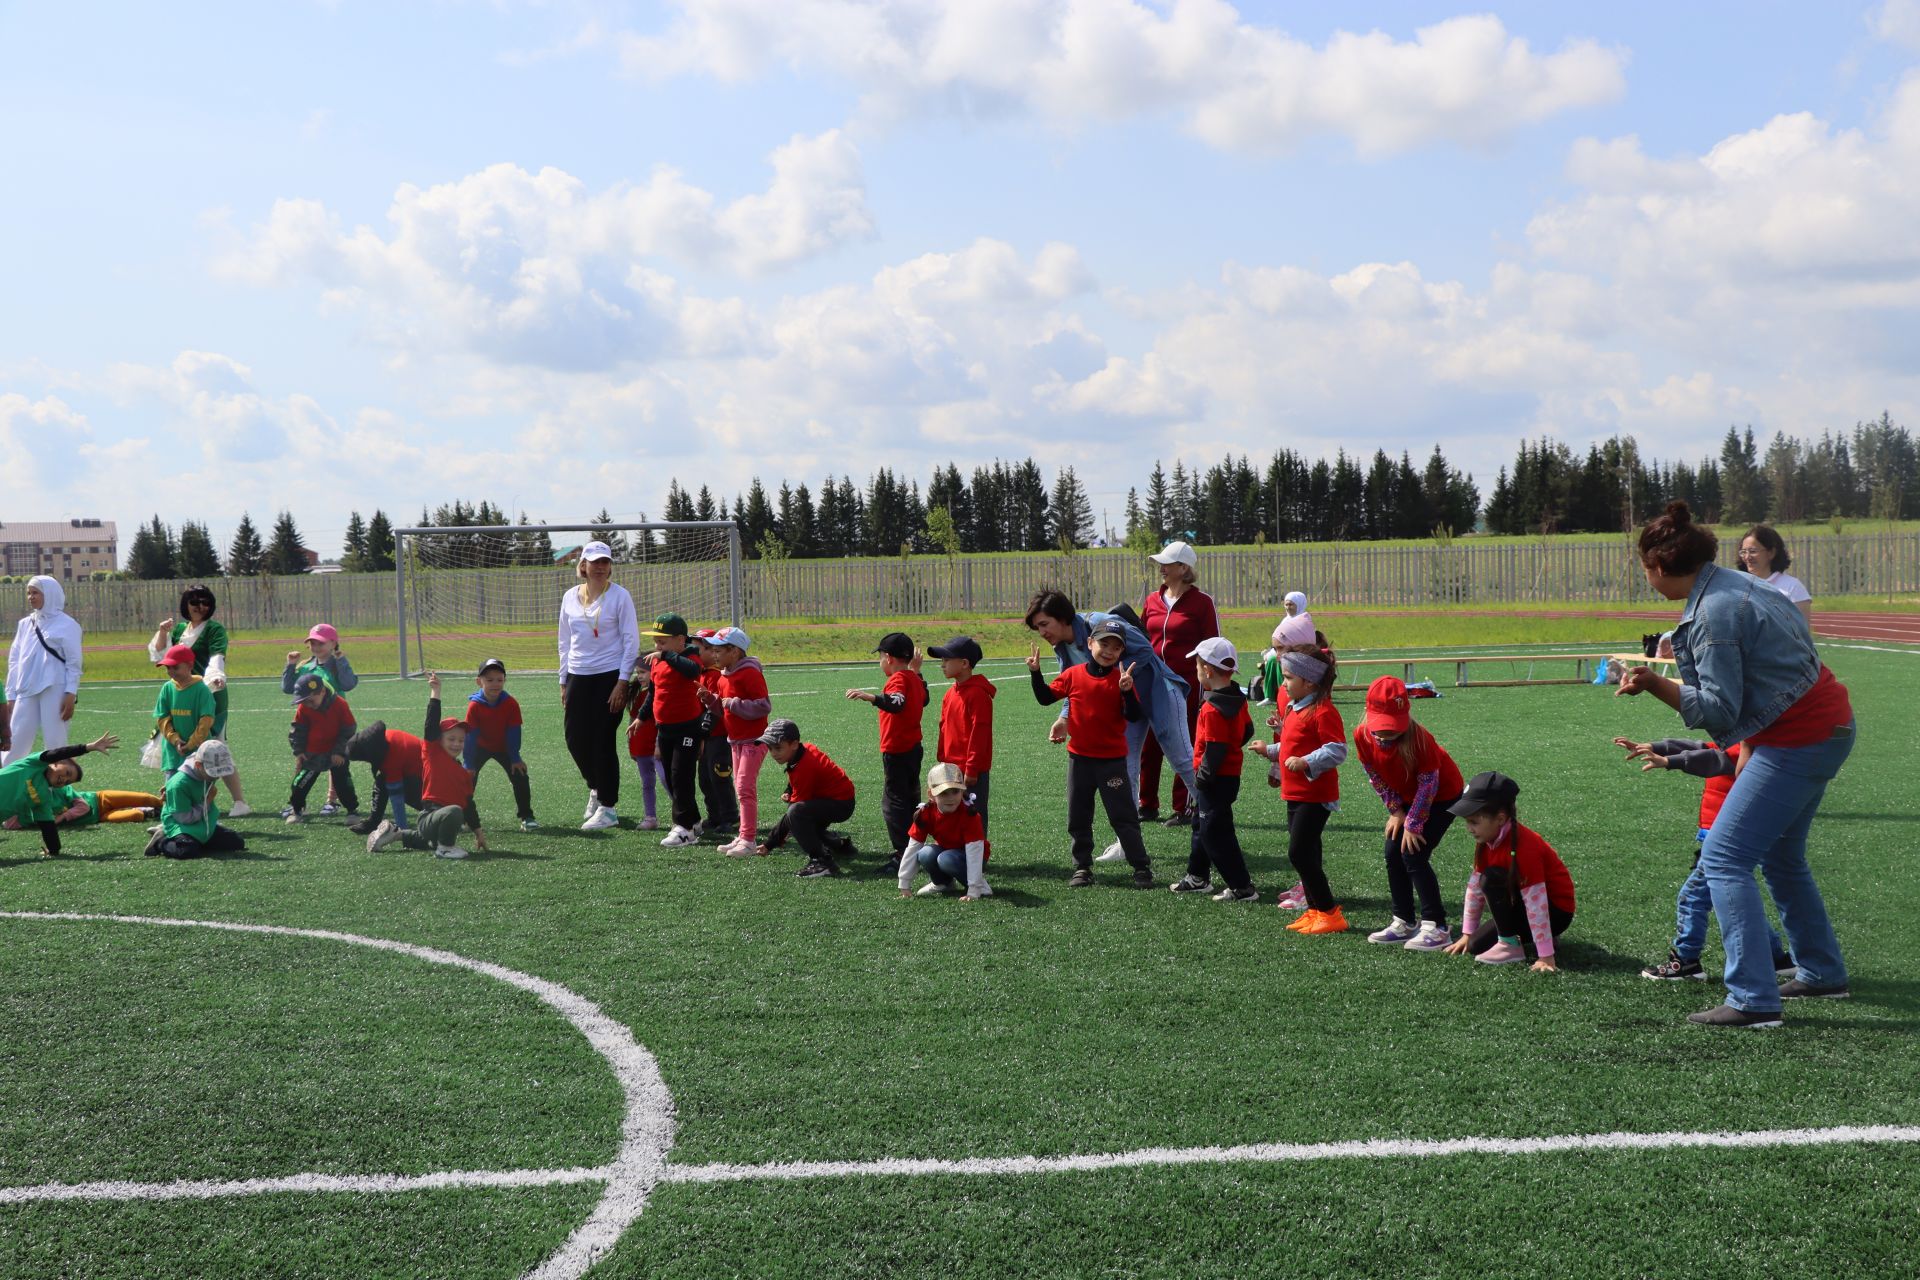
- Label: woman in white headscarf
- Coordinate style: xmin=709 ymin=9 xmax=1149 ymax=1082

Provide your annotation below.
xmin=4 ymin=576 xmax=85 ymax=765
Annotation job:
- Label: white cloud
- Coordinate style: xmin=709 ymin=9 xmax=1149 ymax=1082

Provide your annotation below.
xmin=1870 ymin=0 xmax=1920 ymax=51
xmin=618 ymin=2 xmax=1626 ymax=156
xmin=0 ymin=393 xmax=94 ymax=496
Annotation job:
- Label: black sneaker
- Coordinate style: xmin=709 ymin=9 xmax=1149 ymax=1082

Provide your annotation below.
xmin=347 ymin=818 xmax=377 ymax=836
xmin=1213 ymin=885 xmax=1260 ymax=903
xmin=797 ymin=859 xmax=841 ymax=878
xmin=1778 ymin=978 xmax=1850 ymax=999
xmin=1068 ymin=867 xmax=1094 ymax=888
xmin=824 ymin=833 xmax=855 ymax=857
xmin=1773 ymin=952 xmax=1797 ymax=977
xmin=1687 ymin=1005 xmax=1784 ymax=1029
xmin=1136 ymin=807 xmax=1160 ymax=823
xmin=1131 ymin=866 xmax=1156 ymax=889
xmin=1169 ymin=874 xmax=1212 ymax=894
xmin=1163 ymin=810 xmax=1193 ymax=827
xmin=1641 ymin=951 xmax=1707 ymax=982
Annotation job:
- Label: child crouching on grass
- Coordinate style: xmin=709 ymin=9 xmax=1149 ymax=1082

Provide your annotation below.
xmin=1251 ymin=630 xmax=1347 ymax=934
xmin=1443 ymin=772 xmax=1576 ymax=971
xmin=896 ymin=762 xmax=991 ymax=900
xmin=754 ymin=718 xmax=857 ymax=878
xmin=282 ymin=671 xmax=358 ymax=823
xmin=1169 ymin=637 xmax=1258 ymax=903
xmin=367 ymin=672 xmax=487 ymax=859
xmin=1354 ymin=676 xmax=1464 ymax=952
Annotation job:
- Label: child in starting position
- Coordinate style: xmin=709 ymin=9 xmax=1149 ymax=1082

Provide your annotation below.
xmin=896 ymin=762 xmax=991 ymax=900
xmin=465 ymin=659 xmax=537 ymax=831
xmin=846 ymin=631 xmax=928 ymax=868
xmin=368 ymin=672 xmax=487 ymax=858
xmin=1169 ymin=637 xmax=1258 ymax=902
xmin=1250 ymin=627 xmax=1348 ymax=933
xmin=1443 ymin=771 xmax=1576 ymax=971
xmin=754 ymin=718 xmax=857 ymax=878
xmin=282 ymin=623 xmax=358 ymax=813
xmin=1353 ymin=676 xmax=1464 ymax=951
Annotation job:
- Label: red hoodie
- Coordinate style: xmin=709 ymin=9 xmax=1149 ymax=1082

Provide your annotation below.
xmin=936 ymin=673 xmax=997 ymax=777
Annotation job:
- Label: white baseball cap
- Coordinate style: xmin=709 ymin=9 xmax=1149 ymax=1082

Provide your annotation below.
xmin=1150 ymin=540 xmax=1198 ymax=568
xmin=926 ymin=762 xmax=968 ymax=796
xmin=1186 ymin=637 xmax=1238 ymax=671
xmin=580 ymin=540 xmax=613 ymax=562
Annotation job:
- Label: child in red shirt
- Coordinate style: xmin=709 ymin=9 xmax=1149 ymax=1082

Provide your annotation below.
xmin=753 ymin=718 xmax=857 ymax=878
xmin=370 ymin=672 xmax=488 ymax=858
xmin=1169 ymin=637 xmax=1257 ymax=902
xmin=283 ymin=671 xmax=358 ymax=822
xmin=345 ymin=722 xmax=426 ymax=840
xmin=1442 ymin=772 xmax=1575 ymax=970
xmin=929 ymin=635 xmax=996 ymax=834
xmin=699 ymin=627 xmax=772 ymax=856
xmin=846 ymin=631 xmax=928 ymax=868
xmin=1026 ymin=619 xmax=1155 ymax=888
xmin=639 ymin=612 xmax=707 ymax=847
xmin=1354 ymin=676 xmax=1465 ymax=951
xmin=1249 ymin=632 xmax=1348 ymax=934
xmin=896 ymin=762 xmax=991 ymax=900
xmin=464 ymin=658 xmax=536 ymax=831
xmin=687 ymin=633 xmax=741 ymax=840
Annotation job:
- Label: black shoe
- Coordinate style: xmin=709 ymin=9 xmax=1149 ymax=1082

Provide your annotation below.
xmin=1778 ymin=977 xmax=1850 ymax=999
xmin=1774 ymin=952 xmax=1797 ymax=977
xmin=347 ymin=818 xmax=377 ymax=836
xmin=1131 ymin=866 xmax=1156 ymax=889
xmin=797 ymin=858 xmax=841 ymax=878
xmin=1641 ymin=951 xmax=1707 ymax=982
xmin=1136 ymin=807 xmax=1160 ymax=823
xmin=1169 ymin=874 xmax=1212 ymax=894
xmin=824 ymin=833 xmax=855 ymax=856
xmin=1068 ymin=867 xmax=1094 ymax=888
xmin=1163 ymin=810 xmax=1193 ymax=827
xmin=1687 ymin=1005 xmax=1783 ymax=1029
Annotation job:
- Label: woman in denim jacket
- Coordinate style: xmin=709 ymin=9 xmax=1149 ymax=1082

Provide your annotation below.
xmin=1618 ymin=502 xmax=1855 ymax=1029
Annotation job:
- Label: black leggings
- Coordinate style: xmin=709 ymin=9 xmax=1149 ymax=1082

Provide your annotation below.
xmin=1467 ymin=865 xmax=1575 ymax=956
xmin=656 ymin=718 xmax=706 ymax=830
xmin=1286 ymin=800 xmax=1335 ymax=910
xmin=880 ymin=745 xmax=924 ymax=858
xmin=1068 ymin=754 xmax=1148 ymax=870
xmin=699 ymin=731 xmax=738 ymax=829
xmin=766 ymin=797 xmax=856 ymax=860
xmin=289 ymin=761 xmax=358 ymax=815
xmin=564 ymin=670 xmax=624 ymax=807
xmin=469 ymin=749 xmax=534 ymax=822
xmin=147 ymin=826 xmax=246 ymax=859
xmin=1384 ymin=800 xmax=1458 ymax=925
xmin=1187 ymin=774 xmax=1251 ymax=890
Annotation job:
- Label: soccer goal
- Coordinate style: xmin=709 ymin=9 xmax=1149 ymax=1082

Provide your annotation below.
xmin=392 ymin=521 xmax=742 ymax=678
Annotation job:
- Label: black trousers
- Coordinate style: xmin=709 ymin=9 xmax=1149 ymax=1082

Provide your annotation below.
xmin=147 ymin=826 xmax=246 ymax=859
xmin=1384 ymin=799 xmax=1458 ymax=925
xmin=564 ymin=671 xmax=624 ymax=807
xmin=1068 ymin=754 xmax=1148 ymax=869
xmin=700 ymin=732 xmax=738 ymax=830
xmin=765 ymin=797 xmax=856 ymax=860
xmin=1468 ymin=865 xmax=1574 ymax=955
xmin=969 ymin=769 xmax=991 ymax=836
xmin=289 ymin=760 xmax=358 ymax=814
xmin=881 ymin=745 xmax=924 ymax=858
xmin=1286 ymin=800 xmax=1335 ymax=910
xmin=655 ymin=717 xmax=707 ymax=830
xmin=469 ymin=749 xmax=534 ymax=822
xmin=1186 ymin=774 xmax=1251 ymax=889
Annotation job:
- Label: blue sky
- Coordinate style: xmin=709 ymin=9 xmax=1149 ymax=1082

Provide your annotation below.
xmin=5 ymin=1 xmax=1919 ymax=557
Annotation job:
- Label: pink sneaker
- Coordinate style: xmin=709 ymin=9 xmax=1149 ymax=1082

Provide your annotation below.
xmin=1476 ymin=940 xmax=1527 ymax=965
xmin=717 ymin=837 xmax=748 ymax=856
xmin=639 ymin=816 xmax=659 ymax=831
xmin=1274 ymin=882 xmax=1307 ymax=911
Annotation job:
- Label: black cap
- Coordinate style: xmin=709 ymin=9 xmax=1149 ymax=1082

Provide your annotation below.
xmin=477 ymin=657 xmax=507 ymax=677
xmin=1447 ymin=771 xmax=1520 ymax=818
xmin=756 ymin=717 xmax=801 ymax=747
xmin=1088 ymin=618 xmax=1127 ymax=642
xmin=291 ymin=671 xmax=329 ymax=703
xmin=874 ymin=631 xmax=915 ymax=661
xmin=927 ymin=635 xmax=983 ymax=666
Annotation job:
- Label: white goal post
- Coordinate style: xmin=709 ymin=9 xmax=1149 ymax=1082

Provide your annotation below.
xmin=393 ymin=521 xmax=742 ymax=678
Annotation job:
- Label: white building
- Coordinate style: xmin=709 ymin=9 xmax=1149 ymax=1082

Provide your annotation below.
xmin=0 ymin=519 xmax=119 ymax=577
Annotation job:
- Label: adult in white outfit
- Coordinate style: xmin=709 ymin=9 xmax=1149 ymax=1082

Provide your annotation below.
xmin=4 ymin=576 xmax=85 ymax=765
xmin=1737 ymin=524 xmax=1813 ymax=624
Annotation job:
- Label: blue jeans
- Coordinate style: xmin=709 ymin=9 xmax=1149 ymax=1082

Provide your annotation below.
xmin=1699 ymin=723 xmax=1854 ymax=1012
xmin=917 ymin=846 xmax=967 ymax=885
xmin=1673 ymin=850 xmax=1784 ymax=964
xmin=1126 ymin=702 xmax=1195 ymax=799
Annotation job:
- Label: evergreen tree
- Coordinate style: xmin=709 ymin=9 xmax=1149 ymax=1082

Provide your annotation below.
xmin=127 ymin=515 xmax=178 ymax=580
xmin=1123 ymin=487 xmax=1145 ymax=539
xmin=227 ymin=514 xmax=265 ymax=577
xmin=589 ymin=507 xmax=632 ymax=562
xmin=741 ymin=479 xmax=777 ymax=555
xmin=265 ymin=511 xmax=308 ymax=575
xmin=1049 ymin=466 xmax=1095 ymax=549
xmin=1144 ymin=461 xmax=1170 ymax=541
xmin=177 ymin=521 xmax=221 ymax=577
xmin=364 ymin=511 xmax=396 ymax=572
xmin=515 ymin=513 xmax=554 ymax=567
xmin=1484 ymin=467 xmax=1515 ymax=534
xmin=341 ymin=511 xmax=369 ymax=572
xmin=1012 ymin=459 xmax=1050 ymax=550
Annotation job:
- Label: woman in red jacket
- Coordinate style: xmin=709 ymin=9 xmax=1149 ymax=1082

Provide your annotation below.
xmin=1138 ymin=541 xmax=1219 ymax=826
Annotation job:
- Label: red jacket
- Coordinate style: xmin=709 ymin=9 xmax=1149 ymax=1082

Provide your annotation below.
xmin=1277 ymin=697 xmax=1343 ymax=804
xmin=648 ymin=649 xmax=705 ymax=724
xmin=1473 ymin=821 xmax=1576 ymax=914
xmin=875 ymin=670 xmax=929 ymax=754
xmin=1192 ymin=685 xmax=1251 ymax=779
xmin=463 ymin=691 xmax=521 ymax=755
xmin=783 ymin=744 xmax=856 ymax=804
xmin=717 ymin=657 xmax=771 ymax=742
xmin=1140 ymin=586 xmax=1218 ymax=708
xmin=908 ymin=800 xmax=989 ymax=861
xmin=422 ymin=738 xmax=475 ymax=811
xmin=936 ymin=674 xmax=996 ymax=777
xmin=379 ymin=729 xmax=425 ymax=782
xmin=1352 ymin=724 xmax=1463 ymax=811
xmin=291 ymin=695 xmax=356 ymax=758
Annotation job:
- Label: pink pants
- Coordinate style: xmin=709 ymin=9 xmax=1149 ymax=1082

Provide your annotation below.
xmin=731 ymin=741 xmax=767 ymax=842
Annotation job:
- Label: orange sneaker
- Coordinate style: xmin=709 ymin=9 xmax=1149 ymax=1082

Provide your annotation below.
xmin=1285 ymin=910 xmax=1317 ymax=932
xmin=1297 ymin=907 xmax=1350 ymax=935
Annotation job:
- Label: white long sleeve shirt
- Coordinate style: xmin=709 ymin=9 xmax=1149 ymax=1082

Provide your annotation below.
xmin=557 ymin=582 xmax=641 ymax=683
xmin=7 ymin=608 xmax=84 ymax=700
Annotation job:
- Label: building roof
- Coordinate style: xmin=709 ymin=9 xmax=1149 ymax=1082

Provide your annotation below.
xmin=0 ymin=520 xmax=118 ymax=543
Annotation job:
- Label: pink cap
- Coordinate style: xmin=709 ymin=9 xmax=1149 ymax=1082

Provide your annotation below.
xmin=157 ymin=643 xmax=196 ymax=668
xmin=307 ymin=623 xmax=339 ymax=645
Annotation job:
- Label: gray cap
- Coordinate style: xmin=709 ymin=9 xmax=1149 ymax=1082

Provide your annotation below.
xmin=756 ymin=717 xmax=800 ymax=747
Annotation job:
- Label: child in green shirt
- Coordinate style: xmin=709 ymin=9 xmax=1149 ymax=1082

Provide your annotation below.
xmin=153 ymin=643 xmax=216 ymax=773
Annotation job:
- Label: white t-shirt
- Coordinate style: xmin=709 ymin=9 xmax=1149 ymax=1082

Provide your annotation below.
xmin=556 ymin=582 xmax=640 ymax=683
xmin=1764 ymin=571 xmax=1812 ymax=605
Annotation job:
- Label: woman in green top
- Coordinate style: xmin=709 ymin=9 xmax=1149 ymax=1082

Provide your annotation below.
xmin=148 ymin=584 xmax=251 ymax=815
xmin=0 ymin=732 xmax=118 ymax=857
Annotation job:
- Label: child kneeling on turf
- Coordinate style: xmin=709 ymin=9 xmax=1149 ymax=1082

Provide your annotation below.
xmin=146 ymin=740 xmax=247 ymax=859
xmin=1251 ymin=631 xmax=1348 ymax=933
xmin=1354 ymin=676 xmax=1464 ymax=951
xmin=1443 ymin=772 xmax=1576 ymax=971
xmin=1026 ymin=619 xmax=1155 ymax=889
xmin=755 ymin=718 xmax=857 ymax=877
xmin=1170 ymin=637 xmax=1258 ymax=902
xmin=465 ymin=658 xmax=537 ymax=832
xmin=283 ymin=671 xmax=358 ymax=822
xmin=897 ymin=762 xmax=991 ymax=900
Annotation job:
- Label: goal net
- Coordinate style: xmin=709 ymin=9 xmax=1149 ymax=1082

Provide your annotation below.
xmin=394 ymin=522 xmax=740 ymax=679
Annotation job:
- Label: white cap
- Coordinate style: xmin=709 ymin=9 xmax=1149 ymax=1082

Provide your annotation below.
xmin=709 ymin=626 xmax=751 ymax=650
xmin=1150 ymin=540 xmax=1198 ymax=568
xmin=1186 ymin=637 xmax=1237 ymax=671
xmin=581 ymin=540 xmax=613 ymax=562
xmin=193 ymin=739 xmax=237 ymax=778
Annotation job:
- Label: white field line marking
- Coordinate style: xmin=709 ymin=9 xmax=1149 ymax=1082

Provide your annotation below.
xmin=0 ymin=912 xmax=675 ymax=1280
xmin=0 ymin=1165 xmax=612 ymax=1205
xmin=1818 ymin=641 xmax=1920 ymax=655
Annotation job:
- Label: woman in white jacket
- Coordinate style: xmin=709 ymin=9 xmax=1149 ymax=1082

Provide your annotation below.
xmin=4 ymin=575 xmax=85 ymax=765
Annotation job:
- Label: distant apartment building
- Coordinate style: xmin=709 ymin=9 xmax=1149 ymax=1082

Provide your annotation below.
xmin=0 ymin=519 xmax=119 ymax=577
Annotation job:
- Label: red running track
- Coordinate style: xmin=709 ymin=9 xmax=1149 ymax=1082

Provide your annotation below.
xmin=1812 ymin=612 xmax=1920 ymax=644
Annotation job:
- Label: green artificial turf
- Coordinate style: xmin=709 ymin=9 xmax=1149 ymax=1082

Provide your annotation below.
xmin=2 ymin=640 xmax=1916 ymax=1276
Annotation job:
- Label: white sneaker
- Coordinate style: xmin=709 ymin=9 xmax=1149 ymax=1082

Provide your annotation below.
xmin=688 ymin=820 xmax=705 ymax=838
xmin=660 ymin=825 xmax=699 ymax=848
xmin=228 ymin=801 xmax=253 ymax=817
xmin=1367 ymin=917 xmax=1420 ymax=945
xmin=916 ymin=881 xmax=954 ymax=896
xmin=318 ymin=802 xmax=339 ymax=817
xmin=435 ymin=845 xmax=469 ymax=859
xmin=581 ymin=807 xmax=619 ymax=831
xmin=583 ymin=791 xmax=600 ymax=820
xmin=367 ymin=820 xmax=402 ymax=852
xmin=1094 ymin=841 xmax=1128 ymax=863
xmin=1404 ymin=922 xmax=1454 ymax=952
xmin=716 ymin=837 xmax=748 ymax=855
xmin=520 ymin=819 xmax=540 ymax=832
xmin=283 ymin=810 xmax=302 ymax=825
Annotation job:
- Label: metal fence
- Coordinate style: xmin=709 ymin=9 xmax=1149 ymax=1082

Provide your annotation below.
xmin=42 ymin=532 xmax=1920 ymax=632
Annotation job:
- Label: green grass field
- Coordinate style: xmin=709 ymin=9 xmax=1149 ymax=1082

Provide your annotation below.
xmin=3 ymin=638 xmax=1917 ymax=1277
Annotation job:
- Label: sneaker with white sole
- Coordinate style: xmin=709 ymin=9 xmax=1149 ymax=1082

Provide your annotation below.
xmin=1475 ymin=940 xmax=1527 ymax=965
xmin=227 ymin=802 xmax=253 ymax=817
xmin=581 ymin=807 xmax=619 ymax=831
xmin=1275 ymin=882 xmax=1308 ymax=911
xmin=1367 ymin=917 xmax=1419 ymax=945
xmin=1094 ymin=841 xmax=1128 ymax=864
xmin=688 ymin=821 xmax=705 ymax=839
xmin=583 ymin=791 xmax=600 ymax=821
xmin=1213 ymin=885 xmax=1260 ymax=903
xmin=367 ymin=820 xmax=403 ymax=853
xmin=283 ymin=810 xmax=303 ymax=825
xmin=1641 ymin=951 xmax=1707 ymax=981
xmin=435 ymin=845 xmax=469 ymax=859
xmin=279 ymin=805 xmax=297 ymax=820
xmin=318 ymin=802 xmax=339 ymax=817
xmin=1687 ymin=1004 xmax=1783 ymax=1029
xmin=660 ymin=825 xmax=699 ymax=847
xmin=1403 ymin=922 xmax=1453 ymax=952
xmin=916 ymin=881 xmax=953 ymax=896
xmin=715 ymin=837 xmax=746 ymax=856
xmin=520 ymin=819 xmax=540 ymax=832
xmin=1778 ymin=977 xmax=1850 ymax=999
xmin=1169 ymin=874 xmax=1213 ymax=894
